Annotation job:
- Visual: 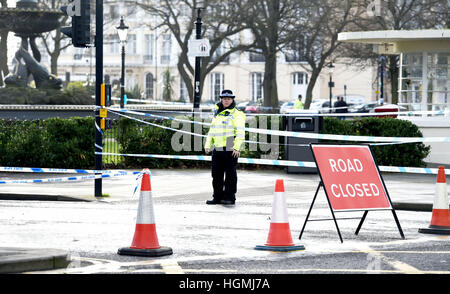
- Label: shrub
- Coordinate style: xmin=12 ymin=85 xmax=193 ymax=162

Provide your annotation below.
xmin=0 ymin=115 xmax=430 ymax=170
xmin=322 ymin=117 xmax=430 ymax=167
xmin=0 ymin=117 xmax=94 ymax=168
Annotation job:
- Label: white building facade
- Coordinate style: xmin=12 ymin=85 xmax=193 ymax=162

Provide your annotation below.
xmin=12 ymin=1 xmax=377 ymax=105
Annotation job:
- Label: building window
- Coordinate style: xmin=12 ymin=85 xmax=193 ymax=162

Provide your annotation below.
xmin=161 ymin=34 xmax=171 ymax=64
xmin=285 ymin=36 xmax=307 ymax=62
xmin=110 ymin=5 xmax=119 ymax=20
xmin=251 ymin=72 xmax=264 ymax=102
xmin=292 ymin=72 xmax=308 ymax=85
xmin=109 ymin=34 xmax=119 ymax=54
xmin=127 ymin=34 xmax=136 ymax=54
xmin=249 ymin=49 xmax=265 ymax=62
xmin=74 ymin=48 xmax=84 ymax=60
xmin=144 ymin=34 xmax=154 ymax=64
xmin=210 ymin=72 xmax=224 ymax=101
xmin=145 ymin=73 xmax=154 ymax=99
xmin=210 ymin=41 xmax=230 ymax=64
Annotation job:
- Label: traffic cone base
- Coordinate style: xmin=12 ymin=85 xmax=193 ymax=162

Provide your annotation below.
xmin=118 ymin=246 xmax=173 ymax=257
xmin=255 ymin=244 xmax=305 ymax=252
xmin=418 ymin=225 xmax=450 ymax=235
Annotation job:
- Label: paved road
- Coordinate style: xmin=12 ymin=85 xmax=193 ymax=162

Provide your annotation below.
xmin=0 ymin=169 xmax=449 ymax=282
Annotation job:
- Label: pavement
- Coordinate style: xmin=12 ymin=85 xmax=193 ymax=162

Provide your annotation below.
xmin=0 ymin=167 xmax=447 ymax=273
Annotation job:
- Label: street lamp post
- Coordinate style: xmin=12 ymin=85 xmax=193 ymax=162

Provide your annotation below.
xmin=117 ymin=16 xmax=129 ymax=109
xmin=327 ymin=62 xmax=335 ymax=113
xmin=193 ymin=0 xmax=205 ymax=112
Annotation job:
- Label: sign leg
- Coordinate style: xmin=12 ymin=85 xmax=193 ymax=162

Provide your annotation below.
xmin=355 ymin=211 xmax=368 ymax=235
xmin=391 ymin=209 xmax=405 ymax=239
xmin=299 ymin=183 xmax=321 ymax=240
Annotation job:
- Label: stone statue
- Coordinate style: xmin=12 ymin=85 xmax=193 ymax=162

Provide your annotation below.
xmin=4 ymin=36 xmax=62 ymax=89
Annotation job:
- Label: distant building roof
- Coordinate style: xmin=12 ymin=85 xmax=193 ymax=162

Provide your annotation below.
xmin=338 ymin=29 xmax=450 ymax=54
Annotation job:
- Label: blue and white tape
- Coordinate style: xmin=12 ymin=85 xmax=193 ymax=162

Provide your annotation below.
xmin=106 ymin=105 xmax=449 ymax=117
xmin=96 ymin=152 xmax=447 ymax=175
xmin=0 ymin=166 xmax=131 ymax=174
xmin=0 ymin=171 xmax=141 ymax=185
xmin=107 ymin=108 xmax=450 ymax=144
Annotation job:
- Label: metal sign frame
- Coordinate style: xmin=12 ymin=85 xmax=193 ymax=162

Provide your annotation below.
xmin=298 ymin=143 xmax=405 ymax=243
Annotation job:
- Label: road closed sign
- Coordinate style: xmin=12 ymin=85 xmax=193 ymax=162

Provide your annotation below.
xmin=311 ymin=144 xmax=391 ymax=211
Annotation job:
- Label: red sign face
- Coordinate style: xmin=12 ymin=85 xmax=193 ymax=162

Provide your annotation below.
xmin=311 ymin=145 xmax=391 ymax=211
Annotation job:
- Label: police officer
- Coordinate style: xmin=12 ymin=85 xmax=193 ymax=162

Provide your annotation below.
xmin=205 ymin=89 xmax=246 ymax=205
xmin=294 ymin=94 xmax=303 ymax=109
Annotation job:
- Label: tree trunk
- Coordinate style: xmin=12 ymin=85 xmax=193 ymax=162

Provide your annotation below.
xmin=304 ymin=68 xmax=320 ymax=109
xmin=263 ymin=50 xmax=278 ymax=111
xmin=0 ymin=30 xmax=9 ymax=87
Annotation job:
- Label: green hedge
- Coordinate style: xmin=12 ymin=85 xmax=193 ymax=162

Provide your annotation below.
xmin=0 ymin=117 xmax=94 ymax=168
xmin=0 ymin=116 xmax=430 ymax=169
xmin=322 ymin=117 xmax=430 ymax=167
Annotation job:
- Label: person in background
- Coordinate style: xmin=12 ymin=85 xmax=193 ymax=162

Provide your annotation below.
xmin=205 ymin=89 xmax=246 ymax=205
xmin=294 ymin=94 xmax=304 ymax=109
xmin=334 ymin=96 xmax=348 ymax=120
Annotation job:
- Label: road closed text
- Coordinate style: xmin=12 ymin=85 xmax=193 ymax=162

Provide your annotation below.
xmin=328 ymin=158 xmax=380 ymax=198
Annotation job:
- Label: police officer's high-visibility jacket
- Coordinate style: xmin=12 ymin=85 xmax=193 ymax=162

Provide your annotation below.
xmin=294 ymin=99 xmax=303 ymax=109
xmin=205 ymin=104 xmax=246 ymax=151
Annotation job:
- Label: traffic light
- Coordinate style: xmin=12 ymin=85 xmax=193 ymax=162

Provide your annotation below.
xmin=61 ymin=0 xmax=91 ymax=48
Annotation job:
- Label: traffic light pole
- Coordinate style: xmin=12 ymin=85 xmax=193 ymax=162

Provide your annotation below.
xmin=94 ymin=0 xmax=103 ymax=197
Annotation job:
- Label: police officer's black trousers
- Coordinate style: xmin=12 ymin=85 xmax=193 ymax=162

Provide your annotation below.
xmin=211 ymin=150 xmax=238 ymax=201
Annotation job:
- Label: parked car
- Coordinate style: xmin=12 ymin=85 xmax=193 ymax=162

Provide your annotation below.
xmin=310 ymin=99 xmax=332 ymax=113
xmin=237 ymin=101 xmax=255 ymax=112
xmin=244 ymin=105 xmax=258 ymax=113
xmin=280 ymin=101 xmax=294 ymax=113
xmin=349 ymin=102 xmax=378 ymax=113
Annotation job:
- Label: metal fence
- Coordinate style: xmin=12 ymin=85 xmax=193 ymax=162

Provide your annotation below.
xmin=102 ymin=118 xmax=123 ymax=167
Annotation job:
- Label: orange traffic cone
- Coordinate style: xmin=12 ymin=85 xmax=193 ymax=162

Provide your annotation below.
xmin=118 ymin=169 xmax=173 ymax=257
xmin=419 ymin=166 xmax=450 ymax=235
xmin=255 ymin=179 xmax=305 ymax=252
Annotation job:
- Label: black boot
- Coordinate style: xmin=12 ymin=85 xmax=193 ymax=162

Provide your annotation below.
xmin=206 ymin=198 xmax=221 ymax=205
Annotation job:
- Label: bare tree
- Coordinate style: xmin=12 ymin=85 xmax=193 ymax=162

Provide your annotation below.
xmin=238 ymin=0 xmax=303 ymax=110
xmin=289 ymin=0 xmax=365 ymax=109
xmin=137 ymin=0 xmax=254 ymax=102
xmin=38 ymin=0 xmax=71 ymax=75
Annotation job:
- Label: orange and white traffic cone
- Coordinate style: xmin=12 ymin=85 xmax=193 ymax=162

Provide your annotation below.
xmin=255 ymin=179 xmax=305 ymax=252
xmin=118 ymin=169 xmax=173 ymax=257
xmin=419 ymin=166 xmax=450 ymax=235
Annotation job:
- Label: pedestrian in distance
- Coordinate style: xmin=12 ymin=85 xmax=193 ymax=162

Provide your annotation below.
xmin=334 ymin=96 xmax=348 ymax=120
xmin=294 ymin=94 xmax=304 ymax=109
xmin=205 ymin=89 xmax=246 ymax=205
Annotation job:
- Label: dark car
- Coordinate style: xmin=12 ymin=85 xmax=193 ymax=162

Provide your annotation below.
xmin=349 ymin=102 xmax=378 ymax=113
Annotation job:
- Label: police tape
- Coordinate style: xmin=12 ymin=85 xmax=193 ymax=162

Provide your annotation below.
xmin=105 ymin=105 xmax=449 ymax=117
xmin=0 ymin=171 xmax=141 ymax=184
xmin=0 ymin=166 xmax=131 ymax=174
xmin=96 ymin=152 xmax=446 ymax=175
xmin=108 ymin=108 xmax=450 ymax=144
xmin=110 ymin=110 xmax=312 ymax=147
